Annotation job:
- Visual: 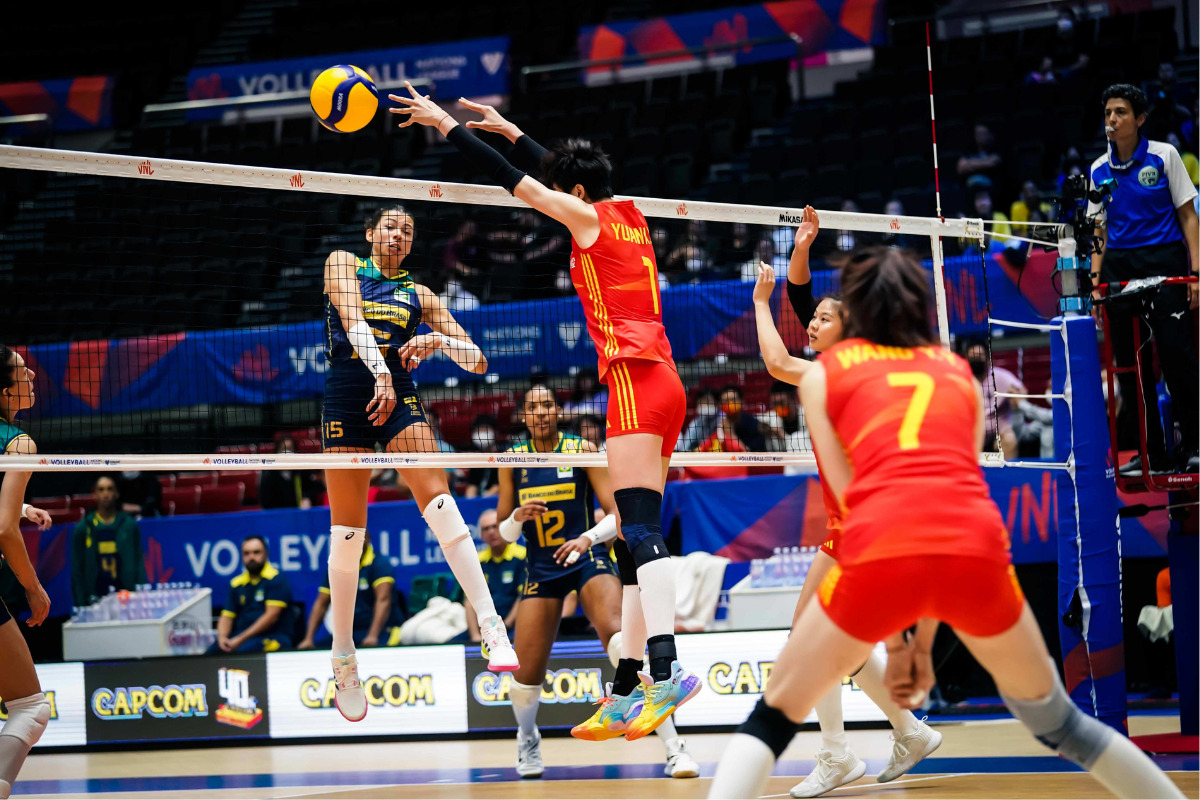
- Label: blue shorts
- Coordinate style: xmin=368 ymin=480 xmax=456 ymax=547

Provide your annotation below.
xmin=322 ymin=365 xmax=427 ymax=450
xmin=523 ymin=552 xmax=618 ymax=599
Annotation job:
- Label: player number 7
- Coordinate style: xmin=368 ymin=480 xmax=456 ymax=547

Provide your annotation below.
xmin=887 ymin=372 xmax=935 ymax=450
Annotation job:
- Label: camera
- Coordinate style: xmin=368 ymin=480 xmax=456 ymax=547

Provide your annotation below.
xmin=1055 ymin=174 xmax=1116 ymax=313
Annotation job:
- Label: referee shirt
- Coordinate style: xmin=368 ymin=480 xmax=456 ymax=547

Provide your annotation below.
xmin=1089 ymin=137 xmax=1197 ymax=250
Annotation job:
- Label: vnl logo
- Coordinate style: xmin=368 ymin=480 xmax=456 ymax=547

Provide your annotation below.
xmin=137 ymin=160 xmax=154 ymax=176
xmin=429 ymin=184 xmax=443 ymax=198
xmin=290 ymin=173 xmax=305 ymax=188
xmin=215 ymin=668 xmax=263 ymax=730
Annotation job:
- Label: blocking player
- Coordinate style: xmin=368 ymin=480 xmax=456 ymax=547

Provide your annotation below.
xmin=709 ymin=248 xmax=1183 ymax=799
xmin=495 ymin=385 xmax=697 ymax=779
xmin=392 ymin=86 xmax=699 ymax=737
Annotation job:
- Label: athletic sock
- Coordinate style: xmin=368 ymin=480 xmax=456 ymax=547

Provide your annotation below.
xmin=656 ymin=715 xmax=680 ymax=748
xmin=636 ymin=558 xmax=677 ymax=639
xmin=852 ymin=650 xmax=919 ymax=735
xmin=1088 ymin=724 xmax=1183 ymax=799
xmin=424 ymin=495 xmax=497 ymax=622
xmin=613 ymin=659 xmax=643 ymax=697
xmin=621 ymin=586 xmax=647 ymax=656
xmin=814 ymin=682 xmax=848 ymax=757
xmin=509 ymin=680 xmax=541 ymax=740
xmin=709 ymin=733 xmax=777 ymax=799
xmin=328 ymin=565 xmax=359 ymax=656
xmin=647 ymin=634 xmax=677 ymax=682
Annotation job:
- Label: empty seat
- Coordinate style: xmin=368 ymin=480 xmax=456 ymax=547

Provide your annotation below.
xmin=69 ymin=494 xmax=98 ymax=513
xmin=372 ymin=486 xmax=406 ymax=504
xmin=162 ymin=486 xmax=202 ymax=516
xmin=199 ymin=483 xmax=244 ymax=514
xmin=31 ymin=496 xmax=71 ymax=511
xmin=174 ymin=473 xmax=216 ymax=490
xmin=216 ymin=471 xmax=258 ymax=504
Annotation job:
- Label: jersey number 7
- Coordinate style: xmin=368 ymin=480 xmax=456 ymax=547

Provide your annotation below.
xmin=887 ymin=372 xmax=934 ymax=450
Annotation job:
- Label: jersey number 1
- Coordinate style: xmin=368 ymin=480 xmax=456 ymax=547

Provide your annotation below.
xmin=642 ymin=256 xmax=660 ymax=314
xmin=887 ymin=372 xmax=934 ymax=450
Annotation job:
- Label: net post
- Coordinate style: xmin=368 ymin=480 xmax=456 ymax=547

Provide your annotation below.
xmin=930 ymin=229 xmax=951 ymax=347
xmin=1050 ymin=313 xmax=1127 ymax=733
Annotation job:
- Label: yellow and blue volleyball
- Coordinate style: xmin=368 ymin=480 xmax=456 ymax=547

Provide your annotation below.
xmin=309 ymin=65 xmax=378 ymax=133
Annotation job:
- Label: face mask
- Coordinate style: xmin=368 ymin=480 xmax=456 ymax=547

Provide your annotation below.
xmin=775 ymin=404 xmax=791 ymax=419
xmin=968 ymin=358 xmax=987 ymax=379
xmin=721 ymin=401 xmax=742 ymax=416
xmin=472 ymin=430 xmax=496 ymax=449
xmin=697 ymin=402 xmax=718 ymax=416
xmin=122 ymin=471 xmax=139 ymax=480
xmin=1057 ymin=18 xmax=1073 ymax=33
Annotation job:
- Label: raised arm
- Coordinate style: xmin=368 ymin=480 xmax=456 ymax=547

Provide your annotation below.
xmin=785 ymin=206 xmax=820 ymax=324
xmin=457 ymin=98 xmax=548 ymax=173
xmin=404 ymin=285 xmax=488 ymax=374
xmin=753 ymin=263 xmax=814 ymax=386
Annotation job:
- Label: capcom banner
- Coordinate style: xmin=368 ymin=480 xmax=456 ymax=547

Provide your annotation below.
xmin=83 ymin=654 xmax=269 ymax=743
xmin=465 ymin=642 xmax=613 ymax=731
xmin=265 ymin=646 xmax=467 ymax=738
xmin=4 ymin=662 xmax=88 ymax=748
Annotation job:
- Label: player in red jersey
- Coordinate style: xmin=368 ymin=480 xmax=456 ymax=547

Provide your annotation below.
xmin=711 ymin=248 xmax=1182 ymax=799
xmin=392 ymin=85 xmax=699 ymax=739
xmin=753 ymin=210 xmax=940 ymax=798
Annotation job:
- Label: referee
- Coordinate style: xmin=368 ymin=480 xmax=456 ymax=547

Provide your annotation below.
xmin=1089 ymin=84 xmax=1199 ymax=474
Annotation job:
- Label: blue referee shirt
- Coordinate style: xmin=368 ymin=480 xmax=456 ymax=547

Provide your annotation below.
xmin=1089 ymin=137 xmax=1197 ymax=249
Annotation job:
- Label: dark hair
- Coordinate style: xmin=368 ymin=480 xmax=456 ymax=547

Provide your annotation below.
xmin=720 ymin=384 xmax=744 ymax=399
xmin=471 ymin=414 xmax=498 ymax=431
xmin=242 ymin=534 xmax=269 ymax=553
xmin=364 ymin=205 xmax=410 ymax=232
xmin=840 ymin=247 xmax=935 ymax=348
xmin=542 ymin=139 xmax=613 ymax=200
xmin=0 ymin=346 xmax=14 ymax=392
xmin=1102 ymin=84 xmax=1148 ymax=118
xmin=695 ymin=387 xmax=719 ymax=404
xmin=524 ymin=383 xmax=559 ymax=407
xmin=577 ymin=413 xmax=603 ymax=429
xmin=769 ymin=379 xmax=794 ymax=396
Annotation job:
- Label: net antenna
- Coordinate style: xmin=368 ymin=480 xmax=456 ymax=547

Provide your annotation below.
xmin=0 ymin=144 xmax=980 ymax=471
xmin=925 ymin=22 xmax=943 ymax=223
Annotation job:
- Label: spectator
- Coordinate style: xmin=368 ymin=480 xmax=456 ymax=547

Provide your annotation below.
xmin=463 ymin=509 xmax=524 ymax=644
xmin=1010 ymin=181 xmax=1053 ymax=225
xmin=1025 ymin=56 xmax=1057 ymax=85
xmin=973 ymin=189 xmax=1012 ymax=254
xmin=957 ymin=124 xmax=1004 ymax=191
xmin=561 ymin=368 xmax=607 ymax=423
xmin=210 ymin=535 xmax=294 ymax=653
xmin=717 ymin=384 xmax=767 ymax=451
xmin=259 ymin=436 xmax=322 ymax=510
xmin=883 ymin=198 xmax=912 ymax=249
xmin=1090 ymin=84 xmax=1199 ymax=474
xmin=1166 ymin=132 xmax=1199 ymax=187
xmin=298 ymin=531 xmax=400 ymax=650
xmin=577 ymin=413 xmax=605 ymax=451
xmin=740 ymin=240 xmax=779 ymax=282
xmin=442 ymin=220 xmax=487 ymax=301
xmin=963 ymin=342 xmax=1026 ymax=459
xmin=1051 ymin=8 xmax=1088 ymax=72
xmin=679 ymin=387 xmax=721 ymax=451
xmin=1056 ymin=146 xmax=1086 ymax=191
xmin=1144 ymin=62 xmax=1193 ymax=141
xmin=70 ymin=476 xmax=146 ymax=608
xmin=114 ymin=471 xmax=162 ymax=518
xmin=664 ymin=220 xmax=715 ymax=280
xmin=463 ymin=415 xmax=503 ymax=498
xmin=651 ymin=224 xmax=671 ymax=265
xmin=718 ymin=222 xmax=757 ymax=273
xmin=762 ymin=380 xmax=806 ymax=452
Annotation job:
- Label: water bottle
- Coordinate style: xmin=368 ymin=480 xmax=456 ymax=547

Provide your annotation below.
xmin=786 ymin=547 xmax=799 ymax=586
xmin=769 ymin=547 xmax=784 ymax=588
xmin=749 ymin=558 xmax=764 ymax=589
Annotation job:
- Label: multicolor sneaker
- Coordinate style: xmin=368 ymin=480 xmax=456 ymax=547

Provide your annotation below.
xmin=571 ymin=682 xmax=644 ymax=741
xmin=624 ymin=661 xmax=701 ymax=741
xmin=331 ymin=653 xmax=366 ymax=722
xmin=479 ymin=614 xmax=519 ymax=672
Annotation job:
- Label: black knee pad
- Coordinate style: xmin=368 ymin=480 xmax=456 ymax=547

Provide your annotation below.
xmin=738 ymin=698 xmax=799 ymax=759
xmin=614 ymin=487 xmax=667 ymax=568
xmin=613 ymin=539 xmax=639 ymax=586
xmin=631 ymin=534 xmax=669 ymax=567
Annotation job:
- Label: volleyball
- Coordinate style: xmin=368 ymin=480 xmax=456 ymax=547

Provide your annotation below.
xmin=309 ymin=65 xmax=378 ymax=133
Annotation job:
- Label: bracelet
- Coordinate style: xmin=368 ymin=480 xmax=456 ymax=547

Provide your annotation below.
xmin=437 ymin=114 xmax=452 ymax=135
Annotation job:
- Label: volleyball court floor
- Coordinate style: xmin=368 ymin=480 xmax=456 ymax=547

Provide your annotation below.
xmin=16 ymin=712 xmax=1197 ymax=798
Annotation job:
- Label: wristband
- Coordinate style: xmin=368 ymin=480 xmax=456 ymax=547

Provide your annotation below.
xmin=499 ymin=511 xmax=523 ymax=543
xmin=438 ymin=333 xmax=483 ymax=372
xmin=582 ymin=514 xmax=618 ymax=546
xmin=21 ymin=503 xmax=32 ymax=520
xmin=348 ymin=321 xmax=389 ymax=378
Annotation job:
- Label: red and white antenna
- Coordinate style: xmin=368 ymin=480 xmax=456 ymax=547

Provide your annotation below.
xmin=925 ymin=21 xmax=943 ymax=222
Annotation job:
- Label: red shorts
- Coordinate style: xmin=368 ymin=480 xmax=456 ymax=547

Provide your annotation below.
xmin=820 ymin=521 xmax=842 ymax=559
xmin=819 ymin=555 xmax=1025 ymax=642
xmin=605 ymin=359 xmax=686 ymax=457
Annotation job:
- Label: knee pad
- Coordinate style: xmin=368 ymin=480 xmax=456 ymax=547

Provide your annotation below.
xmin=606 ymin=631 xmax=623 ymax=668
xmin=613 ymin=539 xmax=639 ymax=586
xmin=0 ymin=693 xmax=50 ymax=748
xmin=329 ymin=526 xmax=365 ymax=573
xmin=1002 ymin=674 xmax=1113 ymax=768
xmin=423 ymin=494 xmax=471 ymax=548
xmin=614 ymin=488 xmax=668 ymax=568
xmin=738 ymin=697 xmax=798 ymax=759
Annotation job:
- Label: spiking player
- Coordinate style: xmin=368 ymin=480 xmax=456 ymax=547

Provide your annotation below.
xmin=710 ymin=248 xmax=1183 ymax=799
xmin=755 ymin=209 xmax=941 ymax=797
xmin=393 ymin=86 xmax=699 ymax=737
xmin=495 ymin=385 xmax=698 ymax=779
xmin=322 ymin=206 xmax=517 ymax=722
xmin=0 ymin=346 xmax=53 ymax=799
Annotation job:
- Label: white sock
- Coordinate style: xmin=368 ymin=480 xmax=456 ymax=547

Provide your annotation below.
xmin=636 ymin=559 xmax=677 ymax=638
xmin=709 ymin=732 xmax=776 ymax=799
xmin=656 ymin=714 xmax=680 ymax=749
xmin=853 ymin=650 xmax=919 ymax=735
xmin=621 ymin=585 xmax=647 ymax=660
xmin=424 ymin=495 xmax=497 ymax=621
xmin=328 ymin=526 xmax=365 ymax=657
xmin=509 ymin=680 xmax=541 ymax=740
xmin=1088 ymin=722 xmax=1184 ymax=799
xmin=814 ymin=682 xmax=848 ymax=757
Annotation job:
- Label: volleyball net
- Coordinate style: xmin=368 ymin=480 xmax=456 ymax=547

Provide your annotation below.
xmin=0 ymin=144 xmax=987 ymax=470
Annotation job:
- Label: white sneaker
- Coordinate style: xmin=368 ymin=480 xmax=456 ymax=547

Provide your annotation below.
xmin=877 ymin=719 xmax=942 ymax=783
xmin=479 ymin=614 xmax=519 ymax=672
xmin=790 ymin=749 xmax=866 ymax=798
xmin=331 ymin=653 xmax=366 ymax=722
xmin=516 ymin=729 xmax=544 ymax=779
xmin=664 ymin=737 xmax=700 ymax=779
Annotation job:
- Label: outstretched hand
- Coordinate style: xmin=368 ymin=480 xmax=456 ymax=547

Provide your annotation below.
xmin=794 ymin=206 xmax=820 ymax=251
xmin=459 ymin=98 xmax=520 ymax=141
xmin=753 ymin=262 xmax=776 ymax=305
xmin=389 ymin=82 xmax=456 ymax=134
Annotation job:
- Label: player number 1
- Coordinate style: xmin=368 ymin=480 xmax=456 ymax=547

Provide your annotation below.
xmin=642 ymin=256 xmax=660 ymax=315
xmin=887 ymin=372 xmax=934 ymax=450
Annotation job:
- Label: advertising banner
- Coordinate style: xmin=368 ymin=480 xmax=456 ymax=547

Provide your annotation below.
xmin=2 ymin=662 xmax=88 ymax=748
xmin=465 ymin=643 xmax=612 ymax=732
xmin=83 ymin=654 xmax=269 ymax=743
xmin=184 ymin=36 xmax=509 ymax=121
xmin=0 ymin=75 xmax=114 ymax=131
xmin=672 ymin=631 xmax=886 ymax=726
xmin=266 ymin=646 xmax=467 ymax=738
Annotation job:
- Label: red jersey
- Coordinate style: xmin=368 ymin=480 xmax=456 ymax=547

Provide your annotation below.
xmin=819 ymin=338 xmax=1009 ymax=566
xmin=570 ymin=201 xmax=675 ymax=381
